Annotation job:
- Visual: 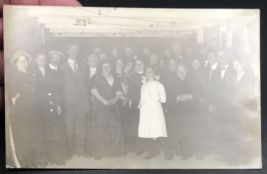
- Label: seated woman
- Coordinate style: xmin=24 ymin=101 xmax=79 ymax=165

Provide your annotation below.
xmin=90 ymin=60 xmax=125 ymax=160
xmin=138 ymin=67 xmax=172 ymax=160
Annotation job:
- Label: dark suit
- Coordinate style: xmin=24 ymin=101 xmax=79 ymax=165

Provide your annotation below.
xmin=31 ymin=65 xmax=67 ymax=163
xmin=127 ymin=72 xmax=145 ymax=152
xmin=60 ymin=60 xmax=90 ymax=156
xmin=85 ymin=66 xmax=99 ymax=154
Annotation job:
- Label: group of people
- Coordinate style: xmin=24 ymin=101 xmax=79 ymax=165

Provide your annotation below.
xmin=7 ymin=42 xmax=259 ymax=168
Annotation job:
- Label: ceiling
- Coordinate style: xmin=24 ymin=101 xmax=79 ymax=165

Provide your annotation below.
xmin=23 ymin=6 xmax=259 ymax=37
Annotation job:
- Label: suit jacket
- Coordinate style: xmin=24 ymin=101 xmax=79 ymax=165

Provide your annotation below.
xmin=30 ymin=64 xmax=63 ymax=116
xmin=128 ymin=72 xmax=145 ymax=111
xmin=60 ymin=60 xmax=90 ymax=114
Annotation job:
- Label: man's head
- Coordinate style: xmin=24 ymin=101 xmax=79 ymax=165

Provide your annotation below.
xmin=135 ymin=59 xmax=145 ymax=73
xmin=172 ymin=44 xmax=182 ymax=56
xmin=149 ymin=55 xmax=159 ymax=67
xmin=16 ymin=56 xmax=28 ymax=71
xmin=35 ymin=53 xmax=46 ymax=68
xmin=208 ymin=52 xmax=217 ymax=66
xmin=112 ymin=48 xmax=118 ymax=57
xmin=233 ymin=61 xmax=244 ymax=74
xmin=87 ymin=54 xmax=99 ymax=68
xmin=125 ymin=47 xmax=132 ymax=57
xmin=101 ymin=61 xmax=112 ymax=76
xmin=99 ymin=53 xmax=107 ymax=62
xmin=169 ymin=59 xmax=177 ymax=72
xmin=67 ymin=43 xmax=79 ymax=59
xmin=49 ymin=51 xmax=62 ymax=67
xmin=94 ymin=47 xmax=102 ymax=55
xmin=217 ymin=50 xmax=228 ymax=67
xmin=192 ymin=58 xmax=201 ymax=70
xmin=124 ymin=61 xmax=133 ymax=73
xmin=164 ymin=49 xmax=171 ymax=58
xmin=176 ymin=64 xmax=187 ymax=80
xmin=143 ymin=48 xmax=151 ymax=57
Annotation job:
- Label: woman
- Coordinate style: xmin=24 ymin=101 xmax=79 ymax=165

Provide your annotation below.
xmin=138 ymin=67 xmax=169 ymax=159
xmin=91 ymin=60 xmax=125 ymax=160
xmin=8 ymin=50 xmax=47 ymax=168
xmin=123 ymin=61 xmax=134 ymax=79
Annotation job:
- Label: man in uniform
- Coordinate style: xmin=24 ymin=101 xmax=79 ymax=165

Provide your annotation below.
xmin=59 ymin=43 xmax=90 ymax=159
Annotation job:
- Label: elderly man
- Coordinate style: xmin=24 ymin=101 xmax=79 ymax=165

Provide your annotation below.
xmin=32 ymin=51 xmax=67 ymax=165
xmin=60 ymin=43 xmax=90 ymax=159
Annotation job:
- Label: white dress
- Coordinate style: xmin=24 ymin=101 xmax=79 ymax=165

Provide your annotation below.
xmin=138 ymin=80 xmax=167 ymax=138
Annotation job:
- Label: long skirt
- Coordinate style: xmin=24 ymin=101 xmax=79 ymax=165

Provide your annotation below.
xmin=91 ymin=101 xmax=125 ymax=157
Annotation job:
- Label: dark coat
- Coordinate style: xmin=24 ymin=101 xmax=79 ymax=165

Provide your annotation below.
xmin=60 ymin=60 xmax=90 ymax=114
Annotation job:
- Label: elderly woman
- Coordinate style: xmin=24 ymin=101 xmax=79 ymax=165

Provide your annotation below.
xmin=8 ymin=50 xmax=47 ymax=168
xmin=91 ymin=60 xmax=125 ymax=160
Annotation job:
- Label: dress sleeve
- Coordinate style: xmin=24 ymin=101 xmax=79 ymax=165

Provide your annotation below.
xmin=158 ymin=82 xmax=166 ymax=103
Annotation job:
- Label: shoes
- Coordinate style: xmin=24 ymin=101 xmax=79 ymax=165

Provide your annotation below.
xmin=94 ymin=155 xmax=102 ymax=160
xmin=135 ymin=150 xmax=145 ymax=156
xmin=144 ymin=154 xmax=156 ymax=159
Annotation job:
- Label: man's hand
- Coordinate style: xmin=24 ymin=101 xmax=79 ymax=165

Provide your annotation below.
xmin=101 ymin=99 xmax=110 ymax=106
xmin=0 ymin=0 xmax=82 ymax=111
xmin=57 ymin=106 xmax=61 ymax=116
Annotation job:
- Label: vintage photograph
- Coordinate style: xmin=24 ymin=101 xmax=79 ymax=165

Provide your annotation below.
xmin=4 ymin=5 xmax=261 ymax=169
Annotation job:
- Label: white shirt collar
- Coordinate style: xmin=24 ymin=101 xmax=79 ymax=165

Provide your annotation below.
xmin=49 ymin=64 xmax=57 ymax=70
xmin=137 ymin=71 xmax=144 ymax=74
xmin=222 ymin=63 xmax=229 ymax=70
xmin=205 ymin=60 xmax=209 ymax=67
xmin=90 ymin=67 xmax=97 ymax=71
xmin=68 ymin=58 xmax=75 ymax=64
xmin=211 ymin=62 xmax=218 ymax=70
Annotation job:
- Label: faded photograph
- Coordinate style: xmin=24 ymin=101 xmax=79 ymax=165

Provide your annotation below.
xmin=4 ymin=5 xmax=261 ymax=169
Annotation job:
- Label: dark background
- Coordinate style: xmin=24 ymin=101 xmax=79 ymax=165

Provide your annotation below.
xmin=1 ymin=0 xmax=266 ymax=173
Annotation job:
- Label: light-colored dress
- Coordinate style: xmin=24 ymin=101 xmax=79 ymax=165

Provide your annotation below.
xmin=138 ymin=80 xmax=167 ymax=138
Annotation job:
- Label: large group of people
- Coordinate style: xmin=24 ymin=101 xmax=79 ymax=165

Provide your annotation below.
xmin=7 ymin=41 xmax=259 ymax=168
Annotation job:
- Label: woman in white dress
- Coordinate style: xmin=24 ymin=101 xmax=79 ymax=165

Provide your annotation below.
xmin=138 ymin=67 xmax=172 ymax=159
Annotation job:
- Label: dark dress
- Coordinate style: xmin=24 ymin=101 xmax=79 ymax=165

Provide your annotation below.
xmin=31 ymin=65 xmax=67 ymax=164
xmin=8 ymin=68 xmax=47 ymax=168
xmin=91 ymin=74 xmax=125 ymax=157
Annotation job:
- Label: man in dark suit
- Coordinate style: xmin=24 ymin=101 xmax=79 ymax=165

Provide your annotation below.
xmin=85 ymin=54 xmax=99 ymax=154
xmin=31 ymin=51 xmax=67 ymax=165
xmin=128 ymin=59 xmax=146 ymax=154
xmin=60 ymin=43 xmax=90 ymax=159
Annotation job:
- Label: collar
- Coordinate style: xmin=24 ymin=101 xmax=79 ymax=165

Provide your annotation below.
xmin=211 ymin=62 xmax=218 ymax=70
xmin=90 ymin=67 xmax=97 ymax=70
xmin=49 ymin=64 xmax=57 ymax=70
xmin=137 ymin=71 xmax=144 ymax=74
xmin=68 ymin=58 xmax=76 ymax=64
xmin=222 ymin=63 xmax=229 ymax=70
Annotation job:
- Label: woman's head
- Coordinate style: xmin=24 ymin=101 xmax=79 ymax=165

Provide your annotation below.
xmin=233 ymin=61 xmax=244 ymax=74
xmin=116 ymin=59 xmax=124 ymax=72
xmin=101 ymin=61 xmax=112 ymax=75
xmin=145 ymin=67 xmax=155 ymax=80
xmin=16 ymin=56 xmax=28 ymax=71
xmin=169 ymin=59 xmax=177 ymax=72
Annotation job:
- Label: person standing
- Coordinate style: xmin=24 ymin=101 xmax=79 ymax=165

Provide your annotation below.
xmin=32 ymin=51 xmax=67 ymax=165
xmin=91 ymin=60 xmax=125 ymax=160
xmin=8 ymin=50 xmax=48 ymax=168
xmin=60 ymin=43 xmax=90 ymax=159
xmin=128 ymin=59 xmax=146 ymax=154
xmin=138 ymin=67 xmax=171 ymax=159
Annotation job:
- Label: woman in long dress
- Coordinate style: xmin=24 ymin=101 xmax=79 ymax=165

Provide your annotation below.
xmin=7 ymin=50 xmax=47 ymax=168
xmin=138 ymin=67 xmax=169 ymax=159
xmin=91 ymin=60 xmax=125 ymax=160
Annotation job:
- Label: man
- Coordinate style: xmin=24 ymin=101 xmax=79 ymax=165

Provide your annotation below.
xmin=124 ymin=47 xmax=137 ymax=62
xmin=59 ymin=43 xmax=90 ymax=159
xmin=93 ymin=47 xmax=102 ymax=56
xmin=128 ymin=59 xmax=146 ymax=154
xmin=33 ymin=51 xmax=67 ymax=165
xmin=85 ymin=54 xmax=99 ymax=155
xmin=171 ymin=44 xmax=185 ymax=65
xmin=149 ymin=55 xmax=161 ymax=80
